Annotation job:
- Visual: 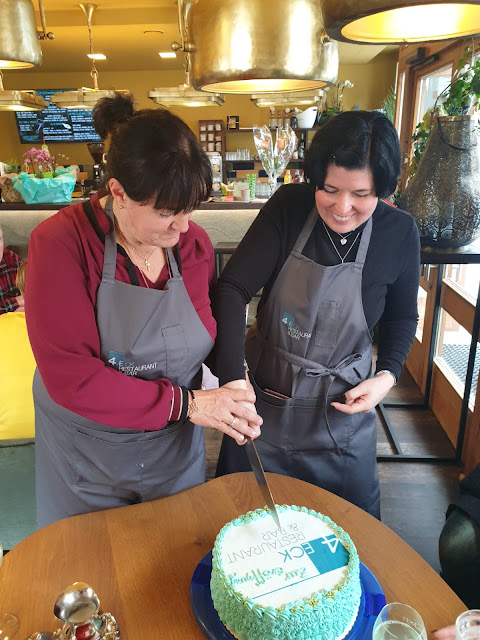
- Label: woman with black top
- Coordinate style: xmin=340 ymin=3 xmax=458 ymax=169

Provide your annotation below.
xmin=213 ymin=110 xmax=420 ymax=518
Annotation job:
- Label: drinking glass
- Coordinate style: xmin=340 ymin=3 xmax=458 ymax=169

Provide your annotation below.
xmin=0 ymin=543 xmax=18 ymax=639
xmin=456 ymin=610 xmax=480 ymax=640
xmin=372 ymin=603 xmax=427 ymax=640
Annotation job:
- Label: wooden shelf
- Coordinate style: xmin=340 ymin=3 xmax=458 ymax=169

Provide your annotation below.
xmin=226 ymin=127 xmax=313 ymax=133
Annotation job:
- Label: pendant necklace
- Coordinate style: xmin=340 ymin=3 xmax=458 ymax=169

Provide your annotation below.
xmin=336 ymin=229 xmax=356 ymax=245
xmin=129 ymin=244 xmax=158 ymax=271
xmin=322 ymin=220 xmax=360 ymax=264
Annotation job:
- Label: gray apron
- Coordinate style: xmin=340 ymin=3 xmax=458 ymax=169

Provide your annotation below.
xmin=34 ymin=197 xmax=213 ymax=527
xmin=216 ymin=207 xmax=380 ymax=518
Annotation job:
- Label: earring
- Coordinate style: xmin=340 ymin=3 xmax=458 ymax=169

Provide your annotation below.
xmin=119 ymin=203 xmax=124 ymax=209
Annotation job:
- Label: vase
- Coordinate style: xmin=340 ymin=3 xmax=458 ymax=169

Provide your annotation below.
xmin=401 ymin=115 xmax=480 ymax=248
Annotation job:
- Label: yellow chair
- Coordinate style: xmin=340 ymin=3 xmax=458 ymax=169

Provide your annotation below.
xmin=0 ymin=311 xmax=35 ymax=439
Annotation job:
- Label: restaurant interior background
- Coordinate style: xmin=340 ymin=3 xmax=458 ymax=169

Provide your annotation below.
xmin=1 ymin=0 xmax=480 ymax=560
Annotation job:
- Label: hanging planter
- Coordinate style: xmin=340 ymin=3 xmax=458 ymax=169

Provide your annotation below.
xmin=401 ymin=115 xmax=480 ymax=248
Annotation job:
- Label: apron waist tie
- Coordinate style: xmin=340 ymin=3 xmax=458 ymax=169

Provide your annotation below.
xmin=305 ymin=353 xmax=365 ymax=455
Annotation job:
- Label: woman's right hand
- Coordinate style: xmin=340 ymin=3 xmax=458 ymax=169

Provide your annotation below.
xmin=191 ymin=387 xmax=262 ymax=445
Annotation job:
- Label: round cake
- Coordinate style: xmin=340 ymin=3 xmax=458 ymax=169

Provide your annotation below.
xmin=211 ymin=505 xmax=361 ymax=640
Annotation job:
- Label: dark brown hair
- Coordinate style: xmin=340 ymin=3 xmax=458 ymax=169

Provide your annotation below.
xmin=92 ymin=93 xmax=212 ymax=213
xmin=304 ymin=110 xmax=401 ymax=199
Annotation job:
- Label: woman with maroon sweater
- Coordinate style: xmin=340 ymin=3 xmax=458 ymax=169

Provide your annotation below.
xmin=25 ymin=93 xmax=261 ymax=527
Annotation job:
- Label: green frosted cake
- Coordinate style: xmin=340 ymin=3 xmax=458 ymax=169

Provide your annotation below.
xmin=211 ymin=505 xmax=361 ymax=640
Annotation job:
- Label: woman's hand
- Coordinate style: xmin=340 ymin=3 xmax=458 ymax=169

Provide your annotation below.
xmin=330 ymin=372 xmax=395 ymax=415
xmin=432 ymin=626 xmax=455 ymax=640
xmin=192 ymin=386 xmax=262 ymax=445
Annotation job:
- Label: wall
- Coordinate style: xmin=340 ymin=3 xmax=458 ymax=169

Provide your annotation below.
xmin=0 ymin=51 xmax=397 ymax=166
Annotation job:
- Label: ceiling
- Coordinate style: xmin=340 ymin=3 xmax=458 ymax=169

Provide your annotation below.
xmin=30 ymin=0 xmax=395 ymax=74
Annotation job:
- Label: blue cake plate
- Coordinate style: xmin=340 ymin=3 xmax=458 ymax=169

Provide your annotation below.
xmin=191 ymin=551 xmax=386 ymax=640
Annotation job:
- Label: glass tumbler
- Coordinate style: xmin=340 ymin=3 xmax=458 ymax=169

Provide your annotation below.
xmin=373 ymin=603 xmax=427 ymax=640
xmin=456 ymin=610 xmax=480 ymax=640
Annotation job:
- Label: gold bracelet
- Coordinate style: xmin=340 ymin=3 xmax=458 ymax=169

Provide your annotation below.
xmin=187 ymin=390 xmax=199 ymax=419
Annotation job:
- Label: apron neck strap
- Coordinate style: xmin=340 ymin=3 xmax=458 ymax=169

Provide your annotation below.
xmin=293 ymin=206 xmax=321 ymax=254
xmin=354 ymin=216 xmax=372 ymax=266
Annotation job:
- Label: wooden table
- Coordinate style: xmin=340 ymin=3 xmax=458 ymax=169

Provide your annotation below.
xmin=0 ymin=473 xmax=465 ymax=639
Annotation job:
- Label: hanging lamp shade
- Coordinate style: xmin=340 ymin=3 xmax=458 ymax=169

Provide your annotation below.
xmin=0 ymin=0 xmax=42 ymax=68
xmin=251 ymin=90 xmax=325 ymax=107
xmin=51 ymin=87 xmax=130 ymax=109
xmin=323 ymin=0 xmax=480 ymax=44
xmin=187 ymin=0 xmax=338 ymax=94
xmin=51 ymin=4 xmax=128 ymax=109
xmin=0 ymin=72 xmax=48 ymax=110
xmin=149 ymin=86 xmax=224 ymax=107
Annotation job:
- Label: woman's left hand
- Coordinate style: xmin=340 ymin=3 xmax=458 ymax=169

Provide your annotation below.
xmin=330 ymin=372 xmax=395 ymax=414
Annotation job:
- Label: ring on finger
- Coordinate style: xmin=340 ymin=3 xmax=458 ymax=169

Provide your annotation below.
xmin=229 ymin=417 xmax=237 ymax=428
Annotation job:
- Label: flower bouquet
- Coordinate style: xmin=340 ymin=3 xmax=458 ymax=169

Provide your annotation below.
xmin=13 ymin=145 xmax=75 ymax=204
xmin=253 ymin=125 xmax=297 ymax=196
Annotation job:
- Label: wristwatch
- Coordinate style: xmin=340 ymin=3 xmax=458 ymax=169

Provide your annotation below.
xmin=375 ymin=370 xmax=397 ymax=386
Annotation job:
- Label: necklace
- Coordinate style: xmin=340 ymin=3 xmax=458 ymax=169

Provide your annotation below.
xmin=322 ymin=220 xmax=360 ymax=264
xmin=113 ymin=214 xmax=158 ymax=271
xmin=129 ymin=244 xmax=158 ymax=272
xmin=335 ymin=229 xmax=356 ymax=245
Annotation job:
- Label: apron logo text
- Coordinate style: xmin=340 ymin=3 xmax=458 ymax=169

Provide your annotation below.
xmin=108 ymin=350 xmax=158 ymax=377
xmin=282 ymin=312 xmax=312 ymax=341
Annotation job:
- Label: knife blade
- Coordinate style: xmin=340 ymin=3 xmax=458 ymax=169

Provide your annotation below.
xmin=244 ymin=437 xmax=281 ymax=529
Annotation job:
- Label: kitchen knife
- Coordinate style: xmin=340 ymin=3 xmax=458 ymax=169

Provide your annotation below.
xmin=244 ymin=437 xmax=281 ymax=529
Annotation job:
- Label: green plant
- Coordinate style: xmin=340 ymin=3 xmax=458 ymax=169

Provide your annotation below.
xmin=408 ymin=39 xmax=480 ymax=178
xmin=379 ymin=85 xmax=396 ymax=123
xmin=3 ymin=158 xmax=19 ymax=174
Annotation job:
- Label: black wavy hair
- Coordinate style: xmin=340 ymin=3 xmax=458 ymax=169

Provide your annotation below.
xmin=304 ymin=110 xmax=401 ymax=199
xmin=92 ymin=93 xmax=212 ymax=213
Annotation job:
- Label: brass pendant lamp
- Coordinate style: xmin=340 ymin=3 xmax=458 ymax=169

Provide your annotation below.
xmin=0 ymin=0 xmax=42 ymax=68
xmin=0 ymin=71 xmax=49 ymax=111
xmin=149 ymin=1 xmax=224 ymax=107
xmin=323 ymin=0 xmax=480 ymax=44
xmin=173 ymin=0 xmax=338 ymax=94
xmin=51 ymin=4 xmax=129 ymax=109
xmin=251 ymin=90 xmax=325 ymax=107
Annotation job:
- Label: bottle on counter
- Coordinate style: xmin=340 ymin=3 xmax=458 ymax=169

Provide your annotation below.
xmin=293 ymin=169 xmax=301 ymax=183
xmin=269 ymin=107 xmax=276 ymax=129
xmin=283 ymin=108 xmax=291 ymax=128
xmin=298 ymin=133 xmax=305 ymax=159
xmin=290 ymin=110 xmax=298 ymax=129
xmin=284 ymin=169 xmax=292 ymax=184
xmin=277 ymin=110 xmax=283 ymax=128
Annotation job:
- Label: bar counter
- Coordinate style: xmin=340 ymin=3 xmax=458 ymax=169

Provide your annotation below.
xmin=0 ymin=198 xmax=264 ymax=259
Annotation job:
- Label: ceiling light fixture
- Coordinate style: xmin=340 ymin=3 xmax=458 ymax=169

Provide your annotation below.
xmin=158 ymin=52 xmax=176 ymax=59
xmin=51 ymin=3 xmax=128 ymax=110
xmin=0 ymin=70 xmax=49 ymax=111
xmin=0 ymin=0 xmax=53 ymax=69
xmin=149 ymin=1 xmax=224 ymax=107
xmin=87 ymin=53 xmax=106 ymax=60
xmin=171 ymin=0 xmax=338 ymax=94
xmin=251 ymin=90 xmax=325 ymax=108
xmin=323 ymin=0 xmax=480 ymax=44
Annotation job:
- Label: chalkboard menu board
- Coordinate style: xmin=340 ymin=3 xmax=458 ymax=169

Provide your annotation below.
xmin=15 ymin=89 xmax=102 ymax=144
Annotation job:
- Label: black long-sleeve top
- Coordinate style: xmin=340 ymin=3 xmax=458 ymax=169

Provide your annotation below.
xmin=213 ymin=183 xmax=420 ymax=385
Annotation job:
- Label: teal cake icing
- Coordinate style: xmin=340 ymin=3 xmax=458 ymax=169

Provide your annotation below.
xmin=211 ymin=505 xmax=361 ymax=640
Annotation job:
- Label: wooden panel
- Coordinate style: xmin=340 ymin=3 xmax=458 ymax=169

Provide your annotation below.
xmin=440 ymin=279 xmax=476 ymax=335
xmin=430 ymin=359 xmax=465 ymax=446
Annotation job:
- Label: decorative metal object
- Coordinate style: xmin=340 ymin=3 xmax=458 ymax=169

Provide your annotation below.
xmin=179 ymin=0 xmax=338 ymax=94
xmin=0 ymin=0 xmax=41 ymax=68
xmin=51 ymin=4 xmax=128 ymax=110
xmin=150 ymin=0 xmax=225 ymax=107
xmin=401 ymin=115 xmax=480 ymax=248
xmin=323 ymin=0 xmax=480 ymax=44
xmin=26 ymin=583 xmax=120 ymax=640
xmin=0 ymin=70 xmax=48 ymax=111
